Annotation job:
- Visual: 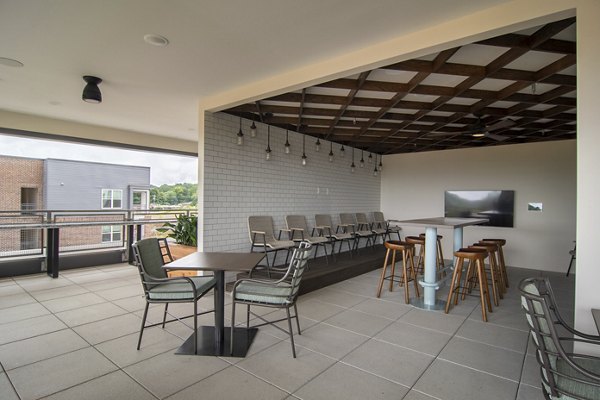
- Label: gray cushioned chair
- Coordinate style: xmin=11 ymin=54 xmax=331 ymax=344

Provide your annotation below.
xmin=520 ymin=277 xmax=600 ymax=399
xmin=132 ymin=238 xmax=216 ymax=354
xmin=248 ymin=216 xmax=295 ymax=276
xmin=231 ymin=242 xmax=312 ymax=358
xmin=373 ymin=211 xmax=402 ymax=241
xmin=285 ymin=215 xmax=331 ymax=263
xmin=314 ymin=214 xmax=354 ymax=254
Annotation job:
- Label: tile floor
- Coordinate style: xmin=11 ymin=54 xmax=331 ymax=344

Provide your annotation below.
xmin=0 ymin=262 xmax=576 ymax=400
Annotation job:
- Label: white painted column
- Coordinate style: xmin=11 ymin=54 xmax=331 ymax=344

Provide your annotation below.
xmin=197 ymin=108 xmax=205 ymax=252
xmin=575 ymin=0 xmax=600 ymax=355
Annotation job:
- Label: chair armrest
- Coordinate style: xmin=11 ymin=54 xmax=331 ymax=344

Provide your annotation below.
xmin=290 ymin=228 xmax=305 ymax=240
xmin=251 ymin=231 xmax=267 ymax=245
xmin=279 ymin=228 xmax=292 ymax=240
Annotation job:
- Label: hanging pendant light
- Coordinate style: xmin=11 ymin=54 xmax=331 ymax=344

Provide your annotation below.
xmin=373 ymin=155 xmax=378 ymax=176
xmin=315 ymin=138 xmax=321 ymax=152
xmin=360 ymin=150 xmax=365 ymax=168
xmin=301 ymin=135 xmax=307 ymax=166
xmin=82 ymin=76 xmax=102 ymax=103
xmin=340 ymin=145 xmax=346 ymax=158
xmin=328 ymin=141 xmax=334 ymax=162
xmin=284 ymin=130 xmax=291 ymax=154
xmin=368 ymin=153 xmax=373 ymax=164
xmin=250 ymin=121 xmax=257 ymax=138
xmin=265 ymin=125 xmax=272 ymax=160
xmin=236 ymin=116 xmax=244 ymax=145
xmin=351 ymin=148 xmax=355 ymax=173
xmin=378 ymin=158 xmax=383 ymax=172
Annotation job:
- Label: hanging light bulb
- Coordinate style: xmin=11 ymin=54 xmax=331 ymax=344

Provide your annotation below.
xmin=368 ymin=153 xmax=373 ymax=164
xmin=351 ymin=148 xmax=355 ymax=173
xmin=250 ymin=121 xmax=257 ymax=138
xmin=284 ymin=130 xmax=291 ymax=154
xmin=301 ymin=135 xmax=307 ymax=166
xmin=328 ymin=141 xmax=334 ymax=162
xmin=315 ymin=138 xmax=321 ymax=152
xmin=340 ymin=145 xmax=345 ymax=158
xmin=359 ymin=150 xmax=365 ymax=168
xmin=373 ymin=155 xmax=378 ymax=176
xmin=237 ymin=116 xmax=244 ymax=146
xmin=265 ymin=125 xmax=272 ymax=160
xmin=378 ymin=158 xmax=383 ymax=172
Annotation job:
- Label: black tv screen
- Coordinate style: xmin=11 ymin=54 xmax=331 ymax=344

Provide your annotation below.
xmin=444 ymin=190 xmax=515 ymax=228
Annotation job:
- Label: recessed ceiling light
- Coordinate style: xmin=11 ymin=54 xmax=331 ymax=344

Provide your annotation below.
xmin=143 ymin=34 xmax=169 ymax=47
xmin=0 ymin=57 xmax=24 ymax=67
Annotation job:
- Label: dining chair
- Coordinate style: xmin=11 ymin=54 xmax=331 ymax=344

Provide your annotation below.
xmin=372 ymin=211 xmax=402 ymax=241
xmin=520 ymin=277 xmax=600 ymax=399
xmin=132 ymin=237 xmax=216 ymax=354
xmin=230 ymin=242 xmax=312 ymax=358
xmin=339 ymin=213 xmax=373 ymax=251
xmin=248 ymin=216 xmax=296 ymax=276
xmin=356 ymin=212 xmax=384 ymax=246
xmin=314 ymin=214 xmax=354 ymax=255
xmin=285 ymin=215 xmax=331 ymax=262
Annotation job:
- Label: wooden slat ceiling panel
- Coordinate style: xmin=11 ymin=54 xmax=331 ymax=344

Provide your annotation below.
xmin=225 ymin=17 xmax=576 ymax=155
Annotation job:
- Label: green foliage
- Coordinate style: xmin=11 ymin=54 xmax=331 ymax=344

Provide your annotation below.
xmin=150 ymin=183 xmax=197 ymax=206
xmin=156 ymin=214 xmax=198 ymax=246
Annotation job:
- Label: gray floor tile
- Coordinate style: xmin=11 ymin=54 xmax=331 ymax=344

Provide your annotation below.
xmin=309 ymin=288 xmax=368 ymax=308
xmin=0 ymin=292 xmax=36 ymax=310
xmin=62 ymin=272 xmax=114 ymax=285
xmin=0 ymin=372 xmax=19 ymax=400
xmin=349 ymin=297 xmax=412 ymax=320
xmin=73 ymin=313 xmax=142 ymax=344
xmin=470 ymin=305 xmax=529 ymax=331
xmin=0 ymin=284 xmax=26 ymax=297
xmin=342 ymin=338 xmax=434 ymax=386
xmin=124 ymin=349 xmax=229 ymax=399
xmin=402 ymin=390 xmax=439 ymax=400
xmin=399 ymin=308 xmax=466 ymax=335
xmin=43 ymin=370 xmax=155 ymax=400
xmin=438 ymin=336 xmax=525 ymax=381
xmin=375 ymin=320 xmax=452 ymax=356
xmin=237 ymin=341 xmax=336 ymax=392
xmin=0 ymin=328 xmax=89 ymax=370
xmin=0 ymin=302 xmax=49 ymax=324
xmin=413 ymin=359 xmax=519 ymax=400
xmin=29 ymin=285 xmax=90 ymax=302
xmin=55 ymin=302 xmax=128 ymax=327
xmin=295 ymin=298 xmax=347 ymax=321
xmin=95 ymin=283 xmax=143 ymax=301
xmin=324 ymin=308 xmax=394 ymax=337
xmin=455 ymin=319 xmax=529 ymax=353
xmin=292 ymin=322 xmax=369 ymax=359
xmin=166 ymin=365 xmax=288 ymax=400
xmin=520 ymin=354 xmax=542 ymax=388
xmin=7 ymin=347 xmax=117 ymax=400
xmin=42 ymin=292 xmax=107 ymax=313
xmin=112 ymin=295 xmax=147 ymax=312
xmin=14 ymin=276 xmax=73 ymax=292
xmin=293 ymin=362 xmax=409 ymax=400
xmin=517 ymin=383 xmax=545 ymax=400
xmin=0 ymin=314 xmax=67 ymax=345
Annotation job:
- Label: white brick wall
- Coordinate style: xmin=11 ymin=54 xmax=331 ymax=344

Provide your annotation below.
xmin=203 ymin=112 xmax=381 ymax=263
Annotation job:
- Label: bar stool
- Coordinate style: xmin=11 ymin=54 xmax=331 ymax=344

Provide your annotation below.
xmin=376 ymin=240 xmax=420 ymax=304
xmin=405 ymin=236 xmax=425 ymax=275
xmin=445 ymin=247 xmax=492 ymax=322
xmin=481 ymin=239 xmax=508 ymax=287
xmin=468 ymin=242 xmax=502 ymax=307
xmin=477 ymin=240 xmax=506 ymax=295
xmin=419 ymin=233 xmax=445 ymax=270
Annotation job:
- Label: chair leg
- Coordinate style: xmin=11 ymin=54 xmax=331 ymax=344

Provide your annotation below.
xmin=566 ymin=254 xmax=575 ymax=277
xmin=137 ymin=302 xmax=149 ymax=350
xmin=230 ymin=301 xmax=236 ymax=356
xmin=285 ymin=307 xmax=297 ymax=358
xmin=294 ymin=303 xmax=301 ymax=335
xmin=445 ymin=258 xmax=461 ymax=314
xmin=246 ymin=304 xmax=251 ymax=328
xmin=376 ymin=248 xmax=391 ymax=298
xmin=162 ymin=303 xmax=169 ymax=328
xmin=408 ymin=249 xmax=420 ymax=298
xmin=193 ymin=299 xmax=198 ymax=355
xmin=389 ymin=249 xmax=397 ymax=291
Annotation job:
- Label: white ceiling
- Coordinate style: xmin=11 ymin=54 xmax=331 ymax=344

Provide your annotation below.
xmin=0 ymin=0 xmax=514 ymax=142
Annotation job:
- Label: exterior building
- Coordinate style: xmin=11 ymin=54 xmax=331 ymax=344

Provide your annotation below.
xmin=0 ymin=155 xmax=151 ymax=255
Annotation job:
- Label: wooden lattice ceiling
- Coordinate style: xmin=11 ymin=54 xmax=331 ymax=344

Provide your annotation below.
xmin=225 ymin=17 xmax=576 ymax=155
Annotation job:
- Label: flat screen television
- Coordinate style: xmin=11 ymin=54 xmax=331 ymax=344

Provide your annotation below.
xmin=444 ymin=190 xmax=515 ymax=228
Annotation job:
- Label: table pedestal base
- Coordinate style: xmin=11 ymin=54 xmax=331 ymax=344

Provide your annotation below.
xmin=175 ymin=326 xmax=258 ymax=357
xmin=410 ymin=298 xmax=447 ymax=311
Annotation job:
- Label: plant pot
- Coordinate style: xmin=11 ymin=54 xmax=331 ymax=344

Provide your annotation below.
xmin=167 ymin=243 xmax=198 ymax=277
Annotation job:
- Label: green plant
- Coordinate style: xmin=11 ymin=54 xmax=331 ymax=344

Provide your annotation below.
xmin=156 ymin=214 xmax=198 ymax=246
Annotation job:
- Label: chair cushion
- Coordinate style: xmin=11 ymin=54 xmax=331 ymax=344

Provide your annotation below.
xmin=555 ymin=357 xmax=600 ymax=399
xmin=148 ymin=276 xmax=215 ymax=300
xmin=234 ymin=281 xmax=292 ymax=305
xmin=266 ymin=240 xmax=295 ymax=250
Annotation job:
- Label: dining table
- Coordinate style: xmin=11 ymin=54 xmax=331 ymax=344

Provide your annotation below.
xmin=392 ymin=217 xmax=488 ymax=309
xmin=164 ymin=251 xmax=265 ymax=357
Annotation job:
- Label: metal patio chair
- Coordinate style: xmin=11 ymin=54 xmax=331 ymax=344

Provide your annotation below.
xmin=340 ymin=212 xmax=373 ymax=251
xmin=373 ymin=211 xmax=402 ymax=241
xmin=132 ymin=237 xmax=216 ymax=354
xmin=231 ymin=242 xmax=312 ymax=358
xmin=285 ymin=215 xmax=331 ymax=263
xmin=248 ymin=216 xmax=295 ymax=276
xmin=314 ymin=214 xmax=355 ymax=255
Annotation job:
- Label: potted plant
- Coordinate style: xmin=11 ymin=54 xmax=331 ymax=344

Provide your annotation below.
xmin=156 ymin=213 xmax=198 ymax=276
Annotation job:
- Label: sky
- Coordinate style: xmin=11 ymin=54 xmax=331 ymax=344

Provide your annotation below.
xmin=0 ymin=134 xmax=197 ymax=185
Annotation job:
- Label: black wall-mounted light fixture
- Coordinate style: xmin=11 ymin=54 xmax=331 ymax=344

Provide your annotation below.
xmin=82 ymin=76 xmax=102 ymax=103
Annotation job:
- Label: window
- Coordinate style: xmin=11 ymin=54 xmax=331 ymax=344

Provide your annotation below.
xmin=101 ymin=225 xmax=122 ymax=242
xmin=102 ymin=189 xmax=122 ymax=209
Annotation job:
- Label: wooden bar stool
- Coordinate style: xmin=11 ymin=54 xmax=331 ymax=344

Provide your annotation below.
xmin=477 ymin=241 xmax=506 ymax=295
xmin=469 ymin=243 xmax=502 ymax=306
xmin=405 ymin=236 xmax=425 ymax=275
xmin=445 ymin=248 xmax=492 ymax=322
xmin=481 ymin=239 xmax=508 ymax=288
xmin=376 ymin=240 xmax=420 ymax=304
xmin=419 ymin=233 xmax=445 ymax=270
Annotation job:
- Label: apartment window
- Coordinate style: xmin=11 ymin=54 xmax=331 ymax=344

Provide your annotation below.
xmin=102 ymin=189 xmax=122 ymax=209
xmin=101 ymin=225 xmax=122 ymax=242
